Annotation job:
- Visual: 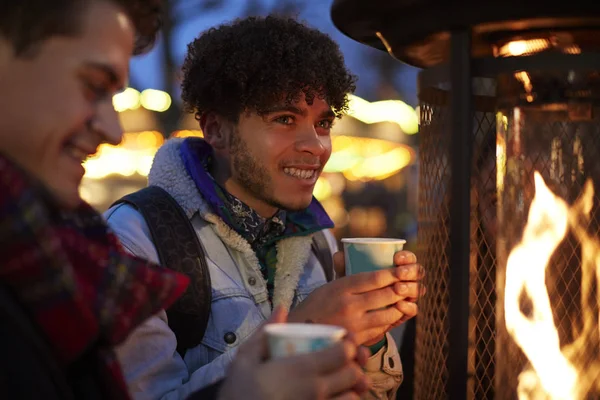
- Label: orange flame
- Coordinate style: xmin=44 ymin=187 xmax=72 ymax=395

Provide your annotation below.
xmin=505 ymin=171 xmax=600 ymax=399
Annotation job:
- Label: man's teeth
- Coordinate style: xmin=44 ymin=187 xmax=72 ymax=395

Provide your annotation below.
xmin=65 ymin=144 xmax=88 ymax=162
xmin=284 ymin=167 xmax=316 ymax=179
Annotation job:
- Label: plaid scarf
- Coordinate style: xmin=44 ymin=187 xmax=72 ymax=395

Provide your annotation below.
xmin=0 ymin=154 xmax=189 ymax=399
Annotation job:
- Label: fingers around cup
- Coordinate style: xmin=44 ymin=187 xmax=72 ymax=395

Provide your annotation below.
xmin=393 ymin=281 xmax=421 ymax=298
xmin=396 ymin=300 xmax=418 ymax=321
xmin=395 ymin=263 xmax=425 ymax=281
xmin=393 ymin=250 xmax=417 ymax=265
xmin=333 ymin=251 xmax=346 ymax=279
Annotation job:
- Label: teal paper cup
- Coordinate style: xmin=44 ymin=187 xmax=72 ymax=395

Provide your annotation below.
xmin=342 ymin=238 xmax=406 ymax=275
xmin=264 ymin=323 xmax=346 ymax=359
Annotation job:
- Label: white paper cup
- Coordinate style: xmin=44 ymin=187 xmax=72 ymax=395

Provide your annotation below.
xmin=342 ymin=238 xmax=406 ymax=275
xmin=264 ymin=323 xmax=346 ymax=359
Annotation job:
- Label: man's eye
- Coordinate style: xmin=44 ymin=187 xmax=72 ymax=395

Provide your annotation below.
xmin=274 ymin=116 xmax=294 ymax=125
xmin=318 ymin=120 xmax=334 ymax=129
xmin=84 ymin=82 xmax=109 ymax=102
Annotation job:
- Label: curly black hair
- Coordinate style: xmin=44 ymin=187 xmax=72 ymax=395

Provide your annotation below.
xmin=181 ymin=15 xmax=357 ymax=122
xmin=0 ymin=0 xmax=163 ymax=56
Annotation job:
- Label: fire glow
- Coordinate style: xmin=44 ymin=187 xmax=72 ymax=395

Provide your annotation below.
xmin=505 ymin=172 xmax=600 ymax=399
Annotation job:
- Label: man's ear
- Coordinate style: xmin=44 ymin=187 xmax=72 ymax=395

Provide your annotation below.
xmin=200 ymin=112 xmax=233 ymax=150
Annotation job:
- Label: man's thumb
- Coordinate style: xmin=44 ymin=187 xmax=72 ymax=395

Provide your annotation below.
xmin=268 ymin=306 xmax=288 ymax=324
xmin=333 ymin=251 xmax=346 ymax=278
xmin=237 ymin=308 xmax=287 ymax=363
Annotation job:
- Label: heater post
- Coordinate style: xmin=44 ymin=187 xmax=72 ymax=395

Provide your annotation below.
xmin=448 ymin=29 xmax=473 ymax=400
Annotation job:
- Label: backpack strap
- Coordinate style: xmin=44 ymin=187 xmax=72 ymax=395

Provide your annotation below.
xmin=311 ymin=230 xmax=335 ymax=282
xmin=113 ymin=186 xmax=211 ymax=356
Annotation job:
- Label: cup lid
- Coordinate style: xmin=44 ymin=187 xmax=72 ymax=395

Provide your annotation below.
xmin=264 ymin=323 xmax=346 ymax=338
xmin=341 ymin=237 xmax=406 ymax=244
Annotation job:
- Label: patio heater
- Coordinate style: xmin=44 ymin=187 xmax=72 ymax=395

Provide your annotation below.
xmin=331 ymin=1 xmax=600 ymax=399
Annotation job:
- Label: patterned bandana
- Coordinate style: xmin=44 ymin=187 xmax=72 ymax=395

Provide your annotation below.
xmin=217 ymin=187 xmax=287 ymax=249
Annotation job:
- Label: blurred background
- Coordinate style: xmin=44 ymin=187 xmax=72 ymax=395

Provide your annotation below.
xmin=82 ymin=0 xmax=420 ymax=250
xmin=82 ymin=3 xmax=420 ymax=393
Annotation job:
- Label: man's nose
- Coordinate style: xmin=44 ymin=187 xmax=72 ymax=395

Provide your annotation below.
xmin=91 ymin=101 xmax=123 ymax=146
xmin=295 ymin=126 xmax=326 ymax=156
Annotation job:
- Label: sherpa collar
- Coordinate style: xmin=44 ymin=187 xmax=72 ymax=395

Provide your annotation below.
xmin=147 ymin=138 xmax=330 ymax=311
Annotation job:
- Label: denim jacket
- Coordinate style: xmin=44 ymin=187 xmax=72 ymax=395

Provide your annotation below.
xmin=104 ymin=139 xmax=403 ymax=399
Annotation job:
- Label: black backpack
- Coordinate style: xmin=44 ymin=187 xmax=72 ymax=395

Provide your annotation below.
xmin=113 ymin=186 xmax=335 ymax=356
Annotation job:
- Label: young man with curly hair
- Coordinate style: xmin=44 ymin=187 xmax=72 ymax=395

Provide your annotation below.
xmin=107 ymin=16 xmax=425 ymax=399
xmin=0 ymin=3 xmax=372 ymax=399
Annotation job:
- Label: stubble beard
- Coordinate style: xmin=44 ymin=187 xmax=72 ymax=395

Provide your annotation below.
xmin=229 ymin=133 xmax=292 ymax=211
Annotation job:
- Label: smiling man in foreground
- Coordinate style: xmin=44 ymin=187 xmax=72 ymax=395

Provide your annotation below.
xmin=0 ymin=1 xmax=189 ymax=398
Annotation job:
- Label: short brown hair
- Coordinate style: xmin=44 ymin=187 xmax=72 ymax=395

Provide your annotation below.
xmin=0 ymin=0 xmax=163 ymax=56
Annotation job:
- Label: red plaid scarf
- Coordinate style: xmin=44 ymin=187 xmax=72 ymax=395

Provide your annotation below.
xmin=0 ymin=154 xmax=189 ymax=399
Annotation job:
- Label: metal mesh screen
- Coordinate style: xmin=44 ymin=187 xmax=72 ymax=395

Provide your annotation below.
xmin=415 ymin=85 xmax=452 ymax=400
xmin=415 ymin=67 xmax=600 ymax=399
xmin=495 ymin=69 xmax=600 ymax=398
xmin=415 ymin=77 xmax=498 ymax=400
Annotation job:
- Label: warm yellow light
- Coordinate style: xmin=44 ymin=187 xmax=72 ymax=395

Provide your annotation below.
xmin=344 ymin=147 xmax=413 ymax=181
xmin=136 ymin=130 xmax=164 ymax=149
xmin=113 ymin=88 xmax=140 ymax=112
xmin=346 ymin=94 xmax=419 ymax=134
xmin=84 ymin=145 xmax=138 ymax=179
xmin=333 ymin=136 xmax=397 ymax=153
xmin=564 ymin=45 xmax=581 ymax=55
xmin=323 ymin=149 xmax=361 ymax=173
xmin=83 ymin=131 xmax=163 ymax=179
xmin=171 ymin=130 xmax=204 ymax=138
xmin=324 ymin=136 xmax=414 ymax=180
xmin=140 ymin=89 xmax=171 ymax=112
xmin=495 ymin=118 xmax=507 ymax=192
xmin=313 ymin=177 xmax=333 ymax=200
xmin=507 ymin=41 xmax=529 ymax=56
xmin=497 ymin=39 xmax=551 ymax=57
xmin=136 ymin=153 xmax=156 ymax=177
xmin=514 ymin=71 xmax=535 ymax=103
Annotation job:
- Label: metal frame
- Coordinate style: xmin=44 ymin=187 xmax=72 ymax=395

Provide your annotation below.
xmin=419 ymin=46 xmax=600 ymax=400
xmin=447 ymin=29 xmax=473 ymax=400
xmin=419 ymin=52 xmax=600 ymax=90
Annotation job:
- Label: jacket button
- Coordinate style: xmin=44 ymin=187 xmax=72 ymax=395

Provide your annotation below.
xmin=224 ymin=332 xmax=237 ymax=344
xmin=388 ymin=357 xmax=395 ymax=368
xmin=248 ymin=277 xmax=257 ymax=286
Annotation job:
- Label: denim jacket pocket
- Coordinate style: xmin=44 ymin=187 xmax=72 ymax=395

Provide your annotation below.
xmin=201 ymin=288 xmax=264 ymax=353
